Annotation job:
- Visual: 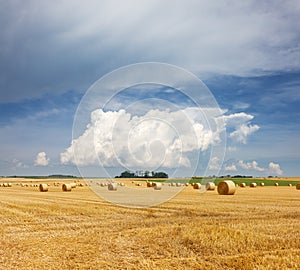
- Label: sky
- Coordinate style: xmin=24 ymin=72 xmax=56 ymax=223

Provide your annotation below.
xmin=0 ymin=0 xmax=300 ymax=177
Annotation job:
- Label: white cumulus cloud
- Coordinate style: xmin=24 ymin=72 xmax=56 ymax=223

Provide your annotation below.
xmin=217 ymin=112 xmax=260 ymax=144
xmin=237 ymin=160 xmax=265 ymax=172
xmin=225 ymin=164 xmax=237 ymax=171
xmin=226 ymin=160 xmax=283 ymax=175
xmin=268 ymin=162 xmax=283 ymax=175
xmin=229 ymin=124 xmax=260 ymax=144
xmin=208 ymin=157 xmax=220 ymax=170
xmin=61 ymin=108 xmax=222 ymax=169
xmin=35 ymin=152 xmax=49 ymax=166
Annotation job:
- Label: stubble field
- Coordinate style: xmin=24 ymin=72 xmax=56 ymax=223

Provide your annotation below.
xmin=0 ymin=178 xmax=299 ymax=269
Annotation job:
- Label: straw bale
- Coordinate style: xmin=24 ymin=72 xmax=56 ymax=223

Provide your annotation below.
xmin=62 ymin=183 xmax=72 ymax=192
xmin=205 ymin=182 xmax=216 ymax=191
xmin=217 ymin=180 xmax=236 ymax=195
xmin=154 ymin=183 xmax=162 ymax=190
xmin=193 ymin=183 xmax=201 ymax=189
xmin=39 ymin=183 xmax=49 ymax=192
xmin=108 ymin=182 xmax=118 ymax=191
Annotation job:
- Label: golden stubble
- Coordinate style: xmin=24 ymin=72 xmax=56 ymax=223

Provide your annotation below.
xmin=0 ymin=178 xmax=299 ymax=269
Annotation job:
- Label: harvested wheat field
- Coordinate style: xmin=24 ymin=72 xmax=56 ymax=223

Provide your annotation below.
xmin=0 ymin=178 xmax=300 ymax=269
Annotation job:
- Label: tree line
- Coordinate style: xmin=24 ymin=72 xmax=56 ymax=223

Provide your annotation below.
xmin=115 ymin=170 xmax=168 ymax=178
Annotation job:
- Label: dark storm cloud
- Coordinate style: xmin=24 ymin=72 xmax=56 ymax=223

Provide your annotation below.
xmin=1 ymin=0 xmax=300 ymax=102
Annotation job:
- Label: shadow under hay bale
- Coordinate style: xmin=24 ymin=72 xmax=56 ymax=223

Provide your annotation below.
xmin=39 ymin=184 xmax=49 ymax=192
xmin=217 ymin=180 xmax=236 ymax=195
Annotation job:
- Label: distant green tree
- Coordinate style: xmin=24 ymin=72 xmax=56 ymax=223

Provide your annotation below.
xmin=152 ymin=172 xmax=168 ymax=178
xmin=119 ymin=171 xmax=135 ymax=178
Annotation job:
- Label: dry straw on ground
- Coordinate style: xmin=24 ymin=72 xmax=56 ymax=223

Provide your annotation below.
xmin=39 ymin=183 xmax=49 ymax=192
xmin=1 ymin=177 xmax=300 ymax=269
xmin=217 ymin=180 xmax=236 ymax=195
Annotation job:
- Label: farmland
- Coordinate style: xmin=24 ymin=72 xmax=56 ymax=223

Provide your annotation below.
xmin=0 ymin=177 xmax=300 ymax=269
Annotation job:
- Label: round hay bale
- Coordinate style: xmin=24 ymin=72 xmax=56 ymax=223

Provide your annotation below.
xmin=296 ymin=183 xmax=300 ymax=190
xmin=62 ymin=183 xmax=72 ymax=192
xmin=171 ymin=182 xmax=176 ymax=187
xmin=205 ymin=182 xmax=216 ymax=191
xmin=147 ymin=182 xmax=152 ymax=187
xmin=108 ymin=182 xmax=118 ymax=191
xmin=0 ymin=183 xmax=3 ymax=187
xmin=154 ymin=183 xmax=162 ymax=190
xmin=3 ymin=183 xmax=8 ymax=187
xmin=176 ymin=182 xmax=182 ymax=187
xmin=250 ymin=182 xmax=257 ymax=188
xmin=239 ymin=183 xmax=246 ymax=187
xmin=70 ymin=182 xmax=76 ymax=188
xmin=288 ymin=183 xmax=292 ymax=187
xmin=274 ymin=182 xmax=279 ymax=186
xmin=185 ymin=183 xmax=189 ymax=186
xmin=193 ymin=183 xmax=201 ymax=189
xmin=260 ymin=182 xmax=265 ymax=187
xmin=217 ymin=180 xmax=236 ymax=195
xmin=39 ymin=183 xmax=49 ymax=192
xmin=7 ymin=183 xmax=12 ymax=187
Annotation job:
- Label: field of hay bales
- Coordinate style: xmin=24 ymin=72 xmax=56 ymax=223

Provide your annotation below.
xmin=0 ymin=177 xmax=300 ymax=269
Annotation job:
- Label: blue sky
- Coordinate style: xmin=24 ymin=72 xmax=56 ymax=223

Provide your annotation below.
xmin=0 ymin=0 xmax=299 ymax=177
